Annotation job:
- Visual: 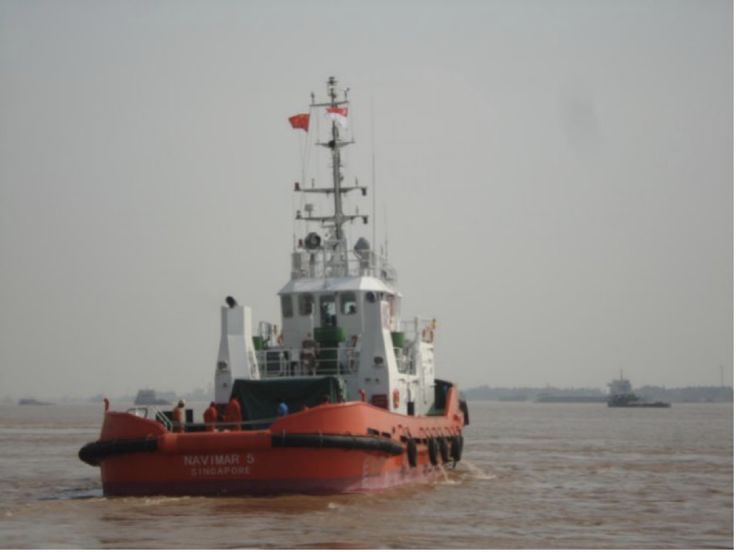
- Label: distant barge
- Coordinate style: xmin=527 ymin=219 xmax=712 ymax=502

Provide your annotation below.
xmin=18 ymin=398 xmax=54 ymax=406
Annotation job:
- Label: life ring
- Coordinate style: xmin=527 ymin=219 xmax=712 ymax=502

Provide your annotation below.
xmin=406 ymin=438 xmax=417 ymax=468
xmin=451 ymin=435 xmax=463 ymax=463
xmin=438 ymin=437 xmax=450 ymax=464
xmin=427 ymin=438 xmax=438 ymax=466
xmin=392 ymin=389 xmax=400 ymax=409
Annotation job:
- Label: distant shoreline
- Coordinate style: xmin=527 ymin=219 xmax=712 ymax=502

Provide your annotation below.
xmin=462 ymin=385 xmax=734 ymax=403
xmin=2 ymin=385 xmax=733 ymax=405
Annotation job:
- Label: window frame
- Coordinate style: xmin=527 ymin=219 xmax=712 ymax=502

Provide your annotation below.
xmin=319 ymin=294 xmax=337 ymax=326
xmin=298 ymin=293 xmax=315 ymax=316
xmin=340 ymin=292 xmax=358 ymax=315
xmin=281 ymin=295 xmax=294 ymax=318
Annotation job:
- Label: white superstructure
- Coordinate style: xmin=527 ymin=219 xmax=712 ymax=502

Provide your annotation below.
xmin=214 ymin=77 xmax=440 ymax=415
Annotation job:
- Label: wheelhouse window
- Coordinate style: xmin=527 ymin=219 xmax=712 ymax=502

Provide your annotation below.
xmin=319 ymin=295 xmax=337 ymax=327
xmin=281 ymin=295 xmax=294 ymax=318
xmin=340 ymin=292 xmax=358 ymax=315
xmin=298 ymin=294 xmax=314 ymax=316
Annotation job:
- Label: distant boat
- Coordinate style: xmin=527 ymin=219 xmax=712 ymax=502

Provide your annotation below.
xmin=134 ymin=389 xmax=171 ymax=406
xmin=18 ymin=398 xmax=54 ymax=406
xmin=607 ymin=376 xmax=670 ymax=408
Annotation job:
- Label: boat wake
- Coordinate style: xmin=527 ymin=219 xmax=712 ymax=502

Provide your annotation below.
xmin=435 ymin=464 xmax=461 ymax=486
xmin=459 ymin=461 xmax=497 ymax=481
xmin=140 ymin=496 xmax=193 ymax=507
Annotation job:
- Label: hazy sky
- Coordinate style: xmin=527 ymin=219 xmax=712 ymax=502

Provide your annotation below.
xmin=0 ymin=0 xmax=732 ymax=399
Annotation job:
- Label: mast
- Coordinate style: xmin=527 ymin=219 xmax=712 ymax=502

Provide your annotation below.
xmin=294 ymin=77 xmax=369 ymax=277
xmin=327 ymin=77 xmax=345 ymax=241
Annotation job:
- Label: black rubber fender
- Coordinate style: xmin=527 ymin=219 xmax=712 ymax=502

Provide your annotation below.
xmin=460 ymin=399 xmax=470 ymax=426
xmin=78 ymin=437 xmax=158 ymax=466
xmin=450 ymin=435 xmax=463 ymax=463
xmin=79 ymin=432 xmax=403 ymax=467
xmin=438 ymin=437 xmax=450 ymax=464
xmin=406 ymin=438 xmax=418 ymax=468
xmin=427 ymin=438 xmax=439 ymax=466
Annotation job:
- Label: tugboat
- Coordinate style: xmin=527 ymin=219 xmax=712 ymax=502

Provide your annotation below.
xmin=79 ymin=77 xmax=469 ymax=496
xmin=607 ymin=374 xmax=670 ymax=408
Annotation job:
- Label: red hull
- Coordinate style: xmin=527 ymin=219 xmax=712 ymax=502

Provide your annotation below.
xmin=84 ymin=387 xmax=466 ymax=496
xmin=102 ymin=459 xmax=444 ymax=496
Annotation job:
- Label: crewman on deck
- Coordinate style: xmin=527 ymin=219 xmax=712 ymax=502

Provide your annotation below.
xmin=277 ymin=398 xmax=289 ymax=417
xmin=224 ymin=397 xmax=242 ymax=430
xmin=301 ymin=333 xmax=318 ymax=375
xmin=172 ymin=399 xmax=186 ymax=433
xmin=203 ymin=401 xmax=218 ymax=431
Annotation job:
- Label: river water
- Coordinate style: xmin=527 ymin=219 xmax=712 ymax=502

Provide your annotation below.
xmin=0 ymin=401 xmax=731 ymax=548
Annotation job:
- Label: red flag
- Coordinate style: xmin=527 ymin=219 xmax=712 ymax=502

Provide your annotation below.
xmin=288 ymin=113 xmax=310 ymax=132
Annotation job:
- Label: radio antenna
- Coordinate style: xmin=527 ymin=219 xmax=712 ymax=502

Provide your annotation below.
xmin=371 ymin=94 xmax=377 ymax=252
xmin=384 ymin=202 xmax=389 ymax=259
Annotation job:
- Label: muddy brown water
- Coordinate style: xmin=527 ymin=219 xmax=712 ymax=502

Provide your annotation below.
xmin=0 ymin=401 xmax=731 ymax=548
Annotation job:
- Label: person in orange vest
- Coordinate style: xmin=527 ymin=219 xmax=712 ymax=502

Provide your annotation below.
xmin=172 ymin=399 xmax=186 ymax=433
xmin=203 ymin=401 xmax=218 ymax=432
xmin=224 ymin=397 xmax=242 ymax=430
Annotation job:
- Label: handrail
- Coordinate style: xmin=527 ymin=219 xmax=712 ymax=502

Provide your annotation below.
xmin=127 ymin=406 xmax=173 ymax=431
xmin=169 ymin=417 xmax=279 ymax=433
xmin=205 ymin=418 xmax=277 ymax=429
xmin=127 ymin=407 xmax=280 ymax=432
xmin=256 ymin=346 xmax=360 ymax=378
xmin=155 ymin=410 xmax=173 ymax=431
xmin=399 ymin=317 xmax=437 ymax=344
xmin=290 ymin=249 xmax=397 ymax=282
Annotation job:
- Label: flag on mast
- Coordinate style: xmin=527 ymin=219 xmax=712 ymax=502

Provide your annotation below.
xmin=288 ymin=113 xmax=310 ymax=132
xmin=325 ymin=106 xmax=348 ymax=128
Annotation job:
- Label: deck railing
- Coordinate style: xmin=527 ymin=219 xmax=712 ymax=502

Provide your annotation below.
xmin=291 ymin=250 xmax=397 ymax=282
xmin=399 ymin=317 xmax=437 ymax=344
xmin=128 ymin=407 xmax=279 ymax=432
xmin=256 ymin=346 xmax=360 ymax=378
xmin=127 ymin=406 xmax=174 ymax=431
